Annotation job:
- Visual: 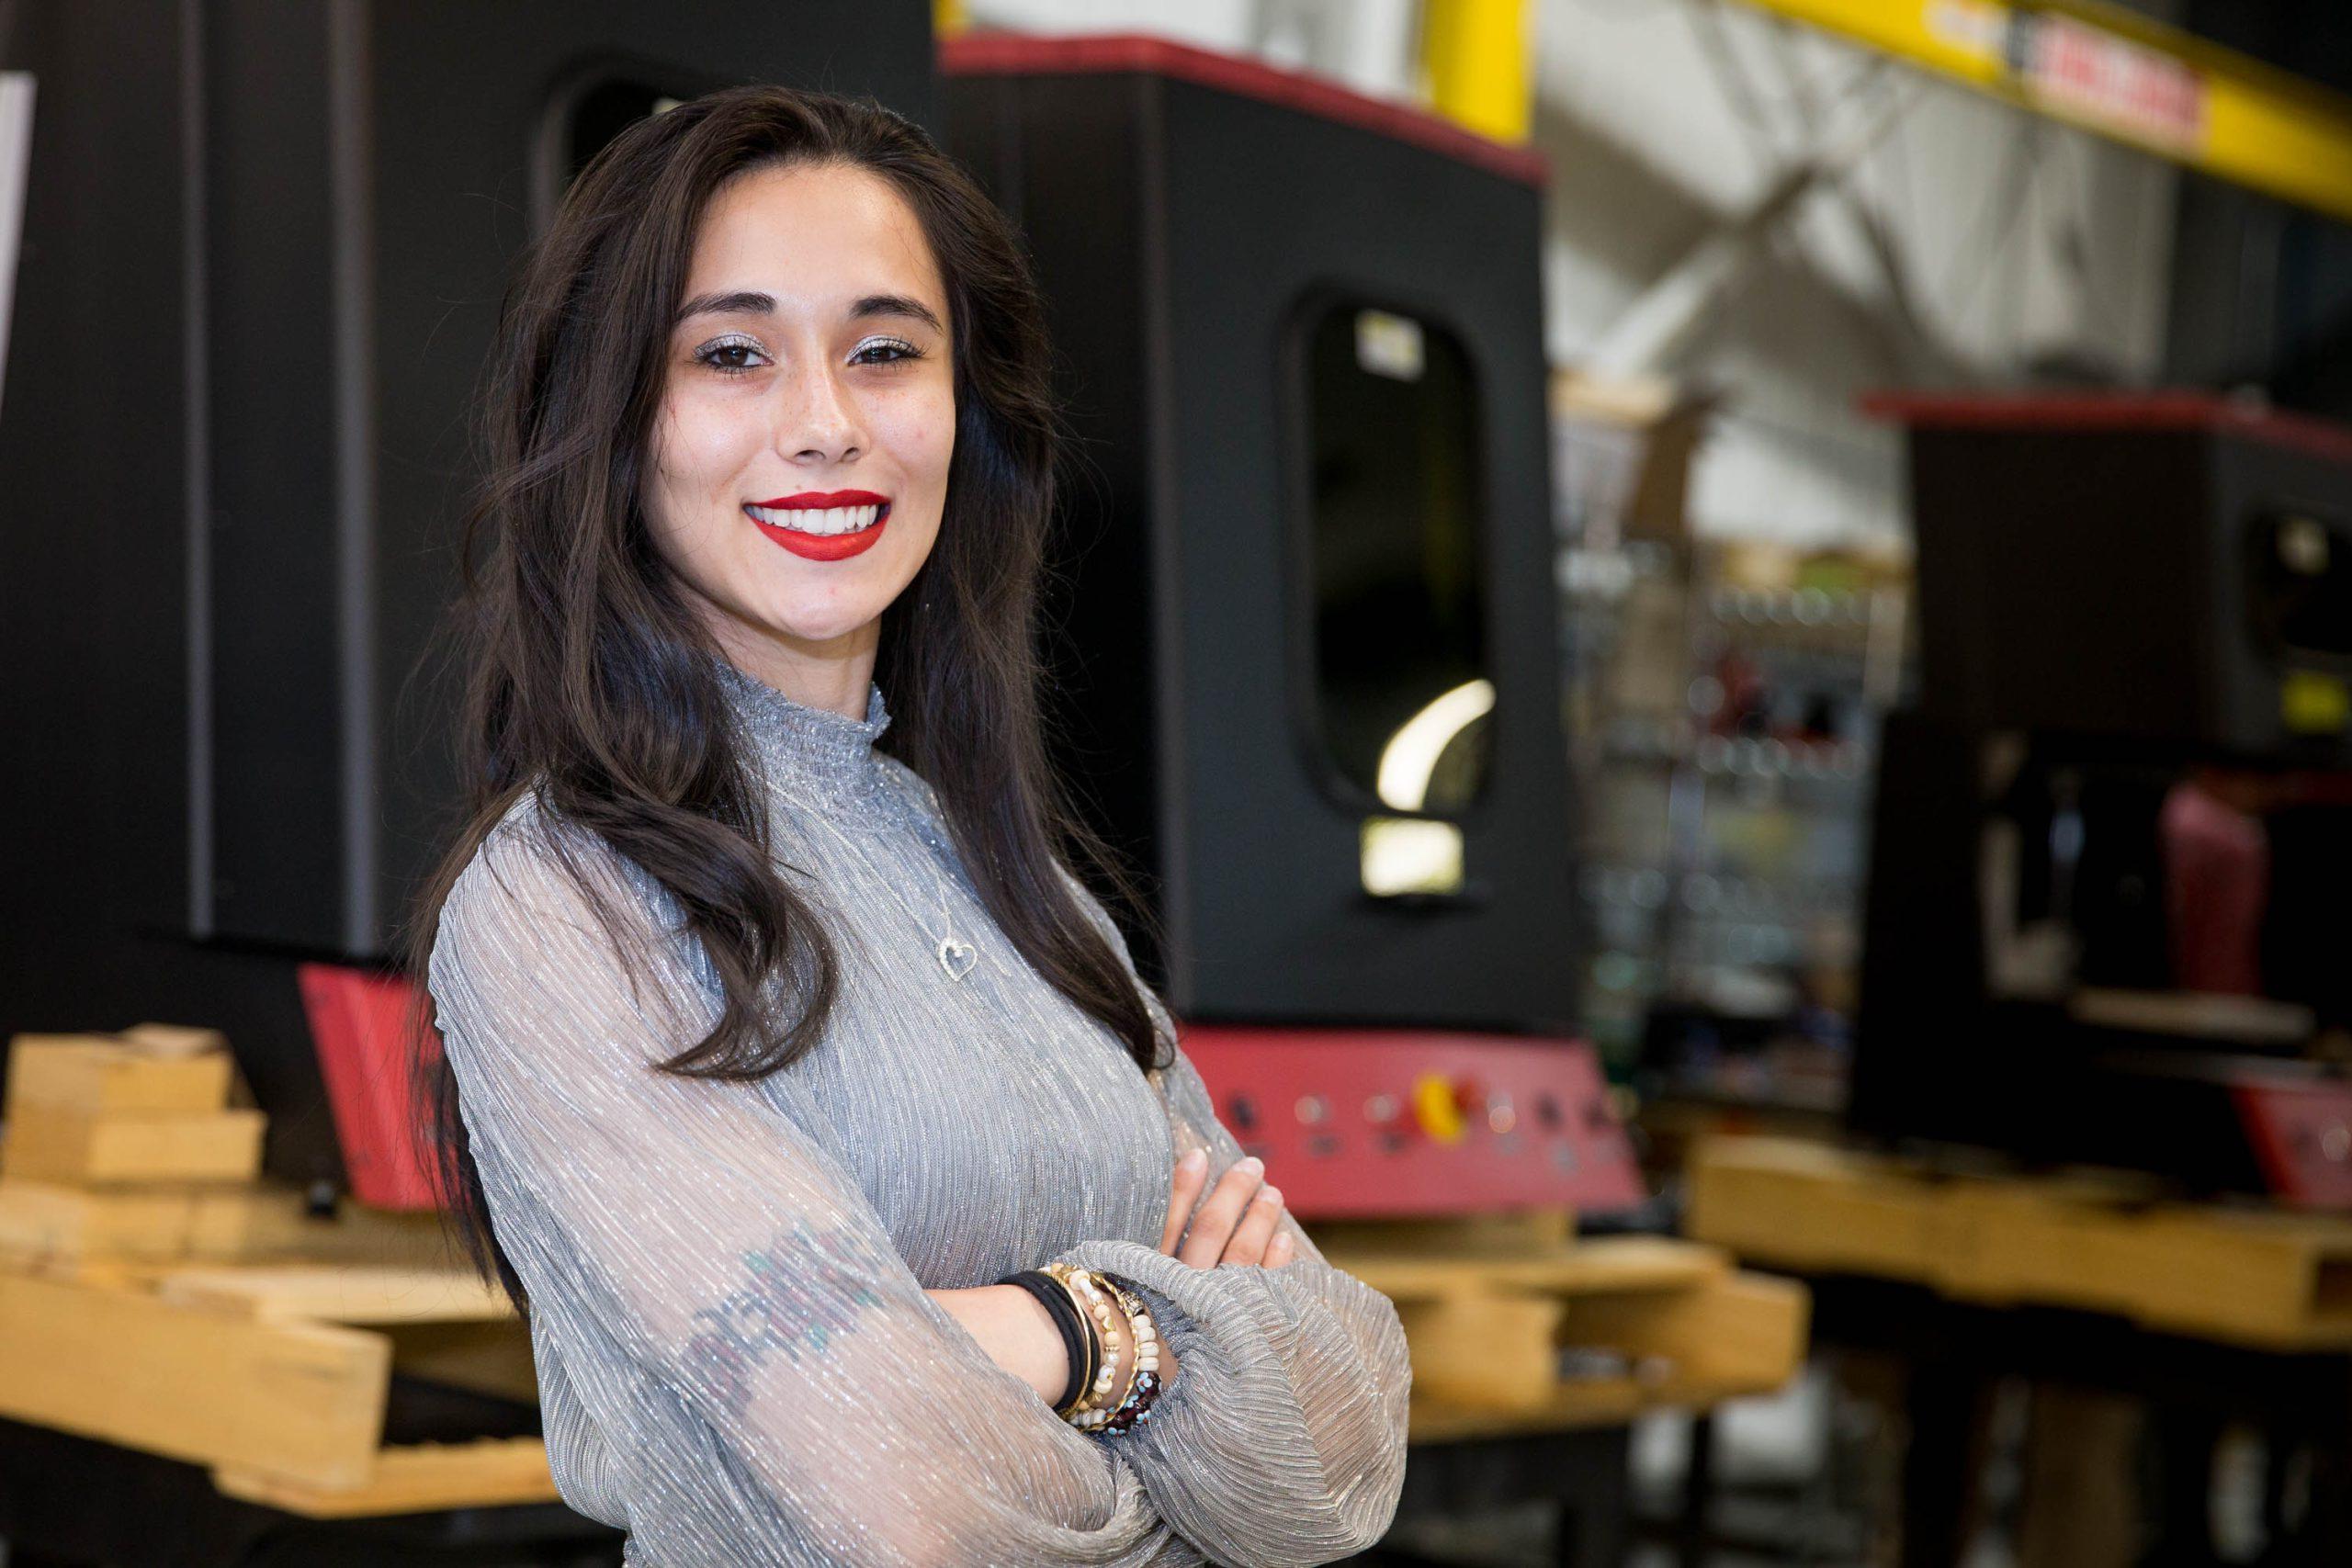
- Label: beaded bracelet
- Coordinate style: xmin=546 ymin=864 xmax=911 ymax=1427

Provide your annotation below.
xmin=1091 ymin=1275 xmax=1168 ymax=1433
xmin=1043 ymin=1263 xmax=1168 ymax=1434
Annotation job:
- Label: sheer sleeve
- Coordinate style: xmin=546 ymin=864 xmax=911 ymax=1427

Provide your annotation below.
xmin=425 ymin=804 xmax=1193 ymax=1568
xmin=1047 ymin=874 xmax=1413 ymax=1568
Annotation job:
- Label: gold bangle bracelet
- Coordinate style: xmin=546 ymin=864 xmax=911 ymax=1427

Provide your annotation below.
xmin=1054 ymin=1266 xmax=1149 ymax=1429
xmin=1056 ymin=1265 xmax=1126 ymax=1418
xmin=1041 ymin=1263 xmax=1106 ymax=1418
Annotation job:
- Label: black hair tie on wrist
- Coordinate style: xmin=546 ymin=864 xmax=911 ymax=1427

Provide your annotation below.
xmin=998 ymin=1269 xmax=1091 ymax=1414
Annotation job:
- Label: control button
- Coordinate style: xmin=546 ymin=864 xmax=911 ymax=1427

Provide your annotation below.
xmin=2324 ymin=1124 xmax=2352 ymax=1164
xmin=1550 ymin=1143 xmax=1581 ymax=1173
xmin=1229 ymin=1094 xmax=1258 ymax=1131
xmin=1534 ymin=1092 xmax=1563 ymax=1129
xmin=1296 ymin=1094 xmax=1329 ymax=1124
xmin=1487 ymin=1094 xmax=1516 ymax=1136
xmin=1411 ymin=1072 xmax=1466 ymax=1144
xmin=1306 ymin=1134 xmax=1342 ymax=1158
xmin=1365 ymin=1093 xmax=1401 ymax=1124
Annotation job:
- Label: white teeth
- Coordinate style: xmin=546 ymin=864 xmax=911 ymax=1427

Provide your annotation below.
xmin=745 ymin=502 xmax=883 ymax=536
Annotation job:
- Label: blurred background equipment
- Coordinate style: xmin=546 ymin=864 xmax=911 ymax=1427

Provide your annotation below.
xmin=1853 ymin=394 xmax=2352 ymax=1206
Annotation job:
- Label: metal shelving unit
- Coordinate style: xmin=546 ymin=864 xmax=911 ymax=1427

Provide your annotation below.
xmin=1561 ymin=529 xmax=1912 ymax=1111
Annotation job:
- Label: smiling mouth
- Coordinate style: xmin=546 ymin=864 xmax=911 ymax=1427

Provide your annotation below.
xmin=744 ymin=499 xmax=893 ymax=563
xmin=741 ymin=501 xmax=889 ymax=536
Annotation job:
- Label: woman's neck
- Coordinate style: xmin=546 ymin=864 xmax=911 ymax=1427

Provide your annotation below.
xmin=707 ymin=615 xmax=880 ymax=723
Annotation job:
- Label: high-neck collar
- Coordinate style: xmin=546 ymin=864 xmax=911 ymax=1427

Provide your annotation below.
xmin=708 ymin=653 xmax=895 ymax=812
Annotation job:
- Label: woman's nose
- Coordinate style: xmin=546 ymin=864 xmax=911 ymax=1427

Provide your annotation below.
xmin=777 ymin=362 xmax=867 ymax=462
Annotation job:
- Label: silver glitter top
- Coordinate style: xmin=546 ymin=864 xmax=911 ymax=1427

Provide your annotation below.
xmin=425 ymin=653 xmax=1412 ymax=1565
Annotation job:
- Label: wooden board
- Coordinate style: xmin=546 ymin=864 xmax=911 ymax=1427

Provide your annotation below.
xmin=1326 ymin=1234 xmax=1729 ymax=1303
xmin=1688 ymin=1134 xmax=2352 ymax=1350
xmin=2 ymin=1106 xmax=266 ymax=1186
xmin=213 ymin=1437 xmax=559 ymax=1517
xmin=0 ymin=1179 xmax=314 ymax=1264
xmin=156 ymin=1264 xmax=514 ymax=1325
xmin=157 ymin=1259 xmax=519 ymax=1325
xmin=0 ymin=1268 xmax=389 ymax=1488
xmin=5 ymin=1033 xmax=233 ymax=1116
xmin=1683 ymin=1134 xmax=1961 ymax=1281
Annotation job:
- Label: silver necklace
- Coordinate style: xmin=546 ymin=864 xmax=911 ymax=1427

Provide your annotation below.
xmin=775 ymin=780 xmax=979 ymax=983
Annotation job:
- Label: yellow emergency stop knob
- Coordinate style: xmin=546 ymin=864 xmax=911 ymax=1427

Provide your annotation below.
xmin=1412 ymin=1072 xmax=1466 ymax=1143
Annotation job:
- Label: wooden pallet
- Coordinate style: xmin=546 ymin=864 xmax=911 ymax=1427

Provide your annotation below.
xmin=1686 ymin=1133 xmax=2352 ymax=1351
xmin=0 ymin=1026 xmax=555 ymax=1517
xmin=0 ymin=1247 xmax=555 ymax=1515
xmin=1317 ymin=1210 xmax=1810 ymax=1441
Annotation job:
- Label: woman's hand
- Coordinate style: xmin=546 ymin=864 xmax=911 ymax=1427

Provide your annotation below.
xmin=1162 ymin=1146 xmax=1298 ymax=1269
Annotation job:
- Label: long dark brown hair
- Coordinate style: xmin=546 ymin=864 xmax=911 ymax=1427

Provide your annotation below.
xmin=395 ymin=85 xmax=1169 ymax=1313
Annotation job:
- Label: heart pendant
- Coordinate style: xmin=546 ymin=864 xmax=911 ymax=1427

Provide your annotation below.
xmin=936 ymin=937 xmax=978 ymax=982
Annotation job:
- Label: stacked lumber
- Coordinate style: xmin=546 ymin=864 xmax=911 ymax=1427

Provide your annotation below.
xmin=1315 ymin=1208 xmax=1811 ymax=1442
xmin=0 ymin=1027 xmax=553 ymax=1517
xmin=0 ymin=1025 xmax=308 ymax=1268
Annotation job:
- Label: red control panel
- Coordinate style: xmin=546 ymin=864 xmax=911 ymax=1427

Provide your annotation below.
xmin=1177 ymin=1026 xmax=1645 ymax=1218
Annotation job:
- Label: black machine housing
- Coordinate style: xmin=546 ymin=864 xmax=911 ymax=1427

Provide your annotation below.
xmin=1854 ymin=397 xmax=2352 ymax=1199
xmin=944 ymin=36 xmax=1579 ymax=1032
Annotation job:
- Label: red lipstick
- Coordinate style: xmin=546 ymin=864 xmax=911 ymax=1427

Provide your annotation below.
xmin=743 ymin=491 xmax=892 ymax=562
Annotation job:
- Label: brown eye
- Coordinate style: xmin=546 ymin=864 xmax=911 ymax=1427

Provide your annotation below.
xmin=852 ymin=339 xmax=922 ymax=367
xmin=693 ymin=337 xmax=767 ymax=376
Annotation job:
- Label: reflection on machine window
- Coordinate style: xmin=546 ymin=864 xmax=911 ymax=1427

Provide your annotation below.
xmin=1298 ymin=301 xmax=1493 ymax=838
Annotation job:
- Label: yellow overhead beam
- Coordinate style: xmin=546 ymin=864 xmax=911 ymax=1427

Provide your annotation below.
xmin=1727 ymin=0 xmax=2352 ymax=226
xmin=1422 ymin=0 xmax=1536 ymax=144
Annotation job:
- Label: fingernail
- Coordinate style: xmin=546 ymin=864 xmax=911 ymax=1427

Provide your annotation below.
xmin=1180 ymin=1148 xmax=1205 ymax=1171
xmin=1238 ymin=1156 xmax=1263 ymax=1174
xmin=1261 ymin=1186 xmax=1283 ymax=1203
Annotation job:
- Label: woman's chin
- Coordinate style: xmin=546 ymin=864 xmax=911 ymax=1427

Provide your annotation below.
xmin=736 ymin=604 xmax=888 ymax=652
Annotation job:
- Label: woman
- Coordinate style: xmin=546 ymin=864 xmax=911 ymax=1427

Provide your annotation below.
xmin=401 ymin=84 xmax=1411 ymax=1566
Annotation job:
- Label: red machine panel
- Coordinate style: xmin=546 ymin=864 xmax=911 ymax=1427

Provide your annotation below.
xmin=301 ymin=962 xmax=1645 ymax=1221
xmin=2236 ymin=1076 xmax=2352 ymax=1210
xmin=298 ymin=962 xmax=440 ymax=1211
xmin=1178 ymin=1027 xmax=1645 ymax=1218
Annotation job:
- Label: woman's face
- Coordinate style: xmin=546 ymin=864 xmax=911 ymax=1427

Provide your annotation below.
xmin=643 ymin=160 xmax=955 ymax=687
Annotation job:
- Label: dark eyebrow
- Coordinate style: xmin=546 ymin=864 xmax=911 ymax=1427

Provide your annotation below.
xmin=672 ymin=289 xmax=945 ymax=335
